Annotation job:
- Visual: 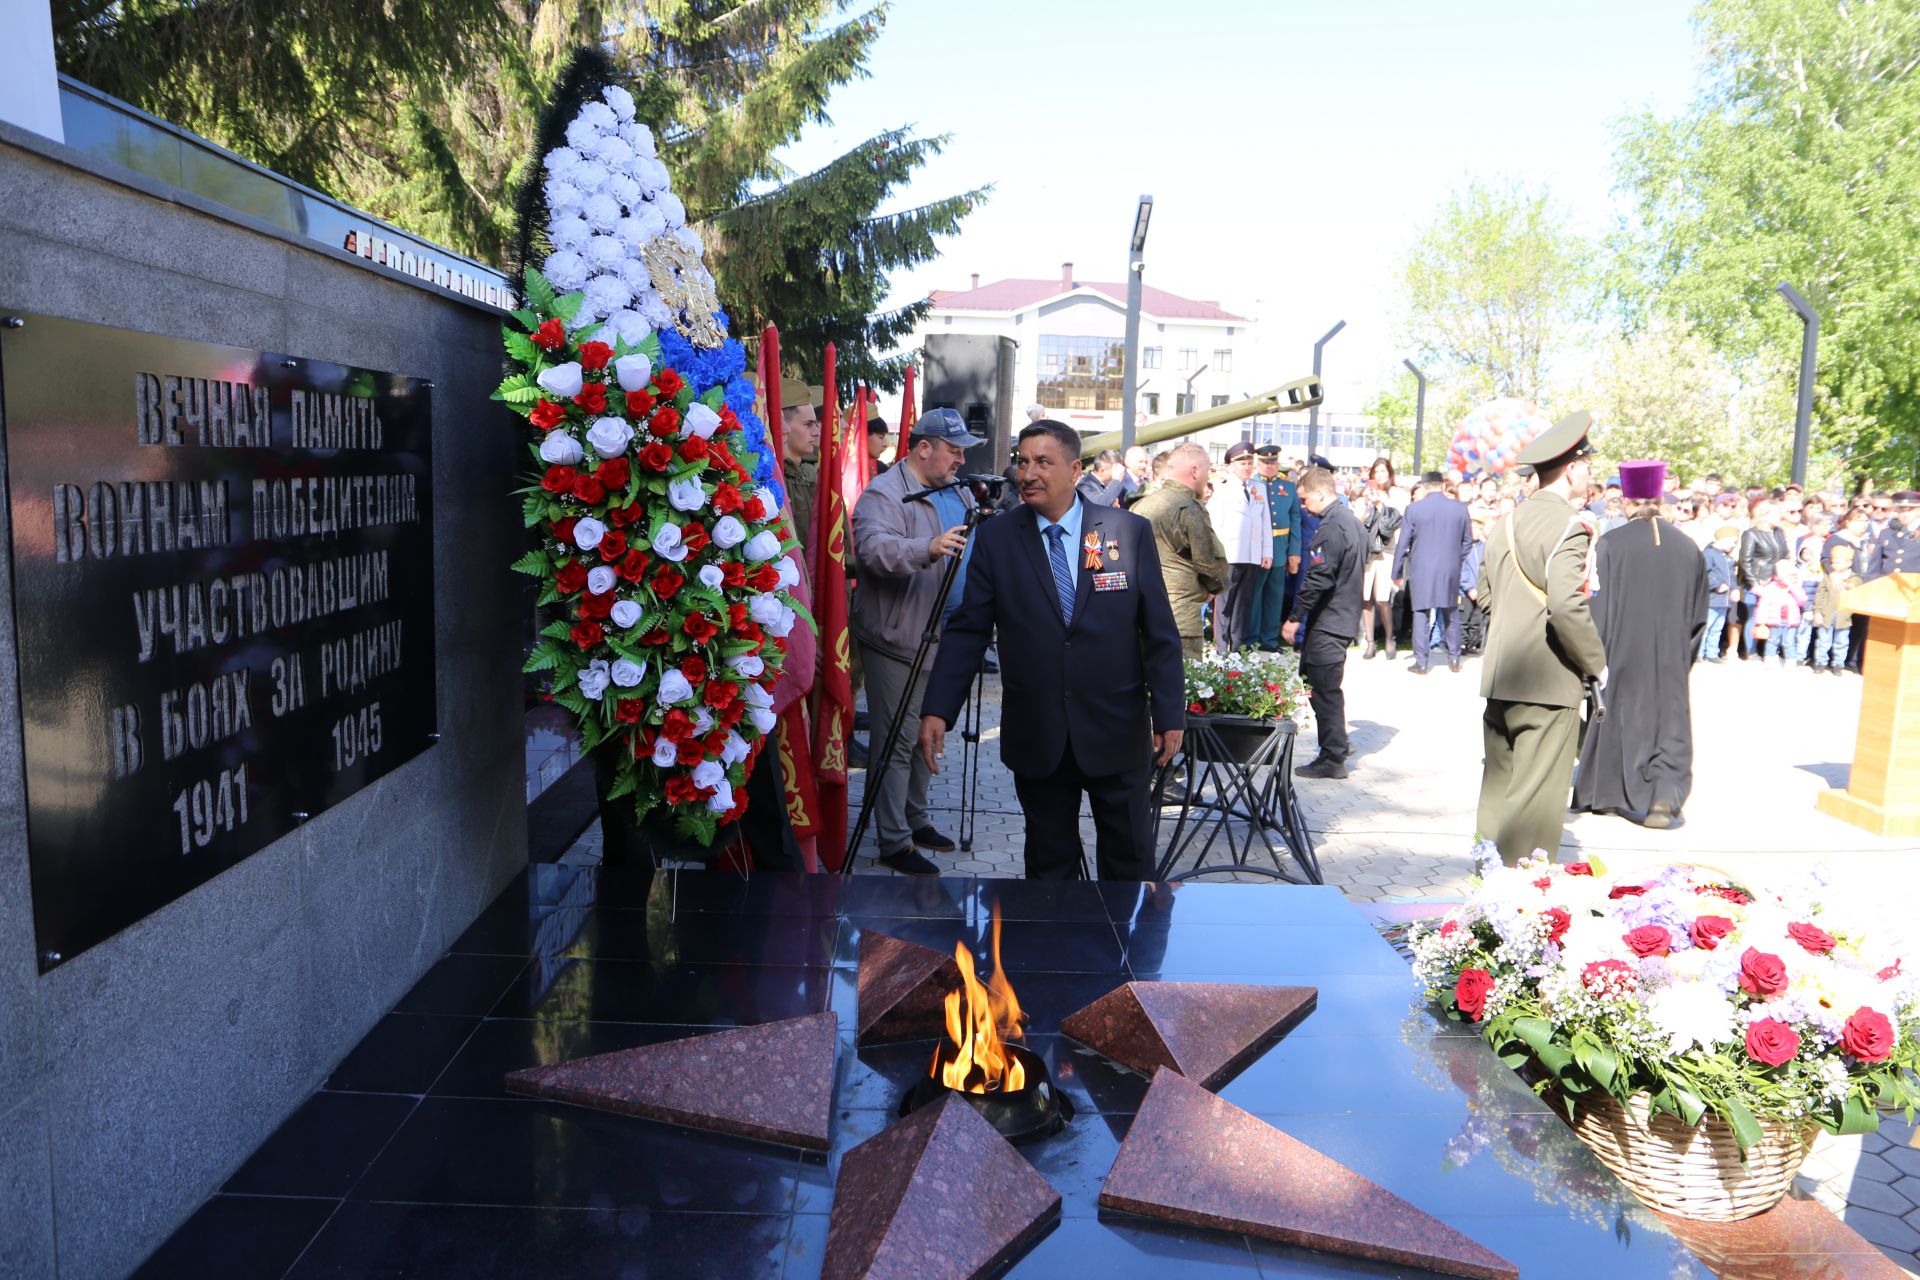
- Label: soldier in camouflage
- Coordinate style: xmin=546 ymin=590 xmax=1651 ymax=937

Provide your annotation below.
xmin=1133 ymin=443 xmax=1229 ymax=656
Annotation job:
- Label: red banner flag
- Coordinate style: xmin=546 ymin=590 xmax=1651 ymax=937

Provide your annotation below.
xmin=810 ymin=346 xmax=852 ymax=867
xmin=898 ymin=365 xmax=917 ymax=445
xmin=842 ymin=385 xmax=872 ymax=509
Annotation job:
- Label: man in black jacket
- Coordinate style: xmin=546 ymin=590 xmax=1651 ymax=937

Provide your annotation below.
xmin=1284 ymin=467 xmax=1365 ymax=779
xmin=919 ymin=420 xmax=1186 ymax=880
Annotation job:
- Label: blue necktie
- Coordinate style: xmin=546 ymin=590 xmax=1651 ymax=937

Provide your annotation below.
xmin=1045 ymin=525 xmax=1075 ymax=626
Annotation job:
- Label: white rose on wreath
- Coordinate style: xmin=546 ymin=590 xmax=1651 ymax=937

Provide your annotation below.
xmin=683 ymin=403 xmax=721 ymax=439
xmin=577 ymin=659 xmax=612 ymax=700
xmin=610 ymin=658 xmax=644 ymax=688
xmin=655 ymin=669 xmax=694 ymax=705
xmin=539 ymin=432 xmax=584 ymax=466
xmin=712 ymin=515 xmax=747 ymax=549
xmin=610 ymin=599 xmax=642 ymax=629
xmin=614 ymin=353 xmax=653 ymax=392
xmin=572 ymin=516 xmax=606 ymax=551
xmin=586 ymin=565 xmax=617 ymax=595
xmin=706 ymin=780 xmax=735 ymax=814
xmin=698 ymin=565 xmax=725 ymax=590
xmin=650 ymin=523 xmax=687 ymax=562
xmin=586 ymin=416 xmax=633 ymax=457
xmin=535 ymin=362 xmax=583 ymax=398
xmin=775 ymin=557 xmax=801 ymax=589
xmin=667 ymin=476 xmax=707 ymax=512
xmin=650 ymin=736 xmax=678 ymax=767
xmin=744 ymin=530 xmax=783 ymax=561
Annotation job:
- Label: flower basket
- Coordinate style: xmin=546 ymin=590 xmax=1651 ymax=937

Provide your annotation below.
xmin=1555 ymin=1089 xmax=1817 ymax=1221
xmin=1189 ymin=713 xmax=1293 ymax=764
xmin=1411 ymin=850 xmax=1920 ymax=1223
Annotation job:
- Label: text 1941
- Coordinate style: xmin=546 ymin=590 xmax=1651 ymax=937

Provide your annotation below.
xmin=171 ymin=763 xmax=249 ymax=855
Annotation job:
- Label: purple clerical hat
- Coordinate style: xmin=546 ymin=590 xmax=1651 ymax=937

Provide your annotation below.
xmin=1617 ymin=459 xmax=1667 ymax=501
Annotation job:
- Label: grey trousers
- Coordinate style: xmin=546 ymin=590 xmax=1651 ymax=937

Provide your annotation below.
xmin=861 ymin=644 xmax=934 ymax=854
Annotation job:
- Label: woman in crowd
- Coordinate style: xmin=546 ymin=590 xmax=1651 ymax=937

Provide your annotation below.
xmin=1351 ymin=456 xmax=1402 ymax=659
xmin=1737 ymin=498 xmax=1789 ymax=660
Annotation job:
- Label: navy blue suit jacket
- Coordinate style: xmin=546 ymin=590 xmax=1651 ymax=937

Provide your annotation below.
xmin=923 ymin=501 xmax=1185 ymax=779
xmin=1392 ymin=493 xmax=1473 ymax=612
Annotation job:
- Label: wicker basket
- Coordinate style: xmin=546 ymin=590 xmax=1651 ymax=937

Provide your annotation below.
xmin=1562 ymin=1091 xmax=1818 ymax=1221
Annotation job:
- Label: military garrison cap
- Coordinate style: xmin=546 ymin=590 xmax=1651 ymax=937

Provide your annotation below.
xmin=1253 ymin=444 xmax=1282 ymax=457
xmin=1515 ymin=410 xmax=1594 ymax=467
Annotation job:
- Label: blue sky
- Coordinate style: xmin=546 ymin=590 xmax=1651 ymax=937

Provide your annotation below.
xmin=779 ymin=0 xmax=1705 ymax=410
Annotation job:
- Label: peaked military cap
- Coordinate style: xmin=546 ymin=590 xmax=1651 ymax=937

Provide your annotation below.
xmin=1515 ymin=410 xmax=1594 ymax=466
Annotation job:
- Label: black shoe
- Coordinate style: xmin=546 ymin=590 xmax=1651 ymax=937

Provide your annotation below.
xmin=879 ymin=847 xmax=940 ymax=876
xmin=1409 ymin=662 xmax=1430 ymax=675
xmin=1156 ymin=774 xmax=1191 ymax=804
xmin=1644 ymin=800 xmax=1675 ymax=829
xmin=1295 ymin=757 xmax=1349 ymax=779
xmin=912 ymin=825 xmax=957 ymax=853
xmin=1449 ymin=657 xmax=1462 ymax=673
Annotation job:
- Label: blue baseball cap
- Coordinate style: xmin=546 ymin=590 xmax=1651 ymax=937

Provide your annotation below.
xmin=911 ymin=407 xmax=984 ymax=448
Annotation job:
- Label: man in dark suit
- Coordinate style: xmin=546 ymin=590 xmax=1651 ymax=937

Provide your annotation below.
xmin=1393 ymin=471 xmax=1475 ymax=673
xmin=1283 ymin=467 xmax=1364 ymax=778
xmin=919 ymin=420 xmax=1186 ymax=880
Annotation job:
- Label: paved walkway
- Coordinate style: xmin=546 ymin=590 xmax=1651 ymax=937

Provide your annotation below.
xmin=578 ymin=649 xmax=1920 ymax=1271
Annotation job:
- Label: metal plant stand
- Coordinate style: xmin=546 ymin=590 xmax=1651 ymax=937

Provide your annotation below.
xmin=1149 ymin=715 xmax=1321 ymax=884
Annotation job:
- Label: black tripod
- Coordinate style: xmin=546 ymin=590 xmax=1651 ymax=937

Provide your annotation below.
xmin=844 ymin=498 xmax=995 ymax=872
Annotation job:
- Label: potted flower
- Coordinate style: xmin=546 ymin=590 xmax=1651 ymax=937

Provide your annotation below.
xmin=1410 ymin=850 xmax=1920 ymax=1220
xmin=1180 ymin=649 xmax=1307 ymax=763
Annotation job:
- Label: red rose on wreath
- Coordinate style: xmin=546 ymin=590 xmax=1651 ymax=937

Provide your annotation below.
xmin=625 ymin=389 xmax=655 ymax=417
xmin=1609 ymin=883 xmax=1648 ymax=899
xmin=1542 ymin=907 xmax=1571 ymax=945
xmin=743 ymin=497 xmax=767 ymax=522
xmin=1739 ymin=947 xmax=1790 ymax=997
xmin=654 ymin=368 xmax=684 ymax=398
xmin=1744 ymin=1018 xmax=1800 ymax=1067
xmin=1454 ymin=968 xmax=1495 ymax=1022
xmin=713 ymin=483 xmax=744 ymax=514
xmin=577 ymin=592 xmax=612 ymax=620
xmin=608 ymin=502 xmax=642 ymax=528
xmin=1188 ymin=701 xmax=1206 ymax=714
xmin=1690 ymin=915 xmax=1735 ymax=950
xmin=1565 ymin=862 xmax=1594 ymax=876
xmin=530 ymin=398 xmax=566 ymax=430
xmin=618 ymin=548 xmax=650 ymax=582
xmin=569 ymin=621 xmax=604 ymax=649
xmin=574 ymin=382 xmax=607 ymax=414
xmin=679 ymin=436 xmax=709 ymax=462
xmin=1623 ymin=925 xmax=1672 ymax=958
xmin=748 ymin=563 xmax=781 ymax=592
xmin=721 ymin=562 xmax=746 ymax=587
xmin=661 ymin=709 xmax=695 ymax=741
xmin=639 ymin=442 xmax=674 ymax=471
xmin=719 ymin=701 xmax=745 ymax=729
xmin=702 ymin=728 xmax=730 ymax=754
xmin=541 ymin=465 xmax=576 ymax=494
xmin=613 ymin=699 xmax=645 ymax=724
xmin=675 ymin=738 xmax=706 ymax=766
xmin=571 ymin=474 xmax=606 ymax=504
xmin=1842 ymin=1008 xmax=1896 ymax=1062
xmin=683 ymin=612 xmax=721 ymax=644
xmin=597 ymin=457 xmax=631 ymax=490
xmin=641 ymin=627 xmax=671 ymax=647
xmin=1787 ymin=922 xmax=1837 ymax=955
xmin=577 ymin=340 xmax=612 ymax=371
xmin=663 ymin=775 xmax=700 ymax=805
xmin=597 ymin=529 xmax=628 ymax=562
xmin=681 ymin=522 xmax=710 ymax=553
xmin=555 ymin=562 xmax=588 ymax=594
xmin=551 ymin=516 xmax=578 ymax=544
xmin=680 ymin=656 xmax=707 ymax=683
xmin=532 ymin=318 xmax=566 ymax=350
xmin=650 ymin=568 xmax=685 ymax=600
xmin=650 ymin=405 xmax=681 ymax=438
xmin=704 ymin=679 xmax=739 ymax=709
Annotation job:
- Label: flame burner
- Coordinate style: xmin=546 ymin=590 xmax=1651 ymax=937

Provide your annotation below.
xmin=899 ymin=1043 xmax=1073 ymax=1145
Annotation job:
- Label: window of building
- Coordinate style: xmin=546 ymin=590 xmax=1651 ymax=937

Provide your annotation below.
xmin=1176 ymin=392 xmax=1195 ymax=415
xmin=1213 ymin=349 xmax=1232 ymax=373
xmin=1177 ymin=348 xmax=1198 ymax=371
xmin=1142 ymin=392 xmax=1160 ymax=415
xmin=1142 ymin=347 xmax=1162 ymax=369
xmin=1035 ymin=334 xmax=1130 ymax=413
xmin=1211 ymin=395 xmax=1230 ymax=408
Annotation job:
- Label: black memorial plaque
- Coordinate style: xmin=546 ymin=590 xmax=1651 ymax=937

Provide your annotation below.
xmin=0 ymin=312 xmax=437 ymax=969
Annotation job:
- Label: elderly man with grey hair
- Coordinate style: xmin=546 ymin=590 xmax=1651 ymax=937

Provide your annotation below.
xmin=1026 ymin=402 xmax=1047 ymax=423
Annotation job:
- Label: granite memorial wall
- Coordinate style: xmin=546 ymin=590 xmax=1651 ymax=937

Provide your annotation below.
xmin=0 ymin=115 xmax=527 ymax=1279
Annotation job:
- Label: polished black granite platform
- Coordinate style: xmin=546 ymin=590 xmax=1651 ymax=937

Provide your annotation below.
xmin=136 ymin=868 xmax=1893 ymax=1279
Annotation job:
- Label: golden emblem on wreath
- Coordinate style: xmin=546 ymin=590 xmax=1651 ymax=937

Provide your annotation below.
xmin=641 ymin=234 xmax=727 ymax=348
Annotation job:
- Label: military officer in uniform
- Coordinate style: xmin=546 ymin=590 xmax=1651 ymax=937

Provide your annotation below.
xmin=1133 ymin=443 xmax=1229 ymax=657
xmin=780 ymin=378 xmax=822 ymax=573
xmin=1251 ymin=445 xmax=1302 ymax=649
xmin=1475 ymin=411 xmax=1608 ymax=866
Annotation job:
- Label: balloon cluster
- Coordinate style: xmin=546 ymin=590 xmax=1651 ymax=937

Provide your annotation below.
xmin=1447 ymin=398 xmax=1553 ymax=479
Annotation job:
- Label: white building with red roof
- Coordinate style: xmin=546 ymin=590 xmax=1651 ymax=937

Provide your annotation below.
xmin=917 ymin=262 xmax=1254 ymax=441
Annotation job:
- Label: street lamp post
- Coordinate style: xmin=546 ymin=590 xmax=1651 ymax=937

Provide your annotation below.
xmin=1402 ymin=358 xmax=1428 ymax=472
xmin=1775 ymin=283 xmax=1817 ymax=488
xmin=1182 ymin=364 xmax=1209 ymax=418
xmin=1307 ymin=319 xmax=1346 ymax=456
xmin=1120 ymin=195 xmax=1153 ymax=453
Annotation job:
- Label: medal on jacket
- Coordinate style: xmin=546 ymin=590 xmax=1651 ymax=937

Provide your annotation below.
xmin=1082 ymin=531 xmax=1103 ymax=570
xmin=1104 ymin=537 xmax=1120 ymax=562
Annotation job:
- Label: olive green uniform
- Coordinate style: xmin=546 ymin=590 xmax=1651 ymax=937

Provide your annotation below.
xmin=1475 ymin=490 xmax=1607 ymax=865
xmin=783 ymin=455 xmax=817 ymax=558
xmin=1133 ymin=483 xmax=1229 ymax=657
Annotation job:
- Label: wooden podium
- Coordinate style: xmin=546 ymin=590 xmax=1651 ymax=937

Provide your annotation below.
xmin=1817 ymin=573 xmax=1920 ymax=837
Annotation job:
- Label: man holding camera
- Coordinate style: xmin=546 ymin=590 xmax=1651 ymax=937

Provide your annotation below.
xmin=849 ymin=408 xmax=980 ymax=875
